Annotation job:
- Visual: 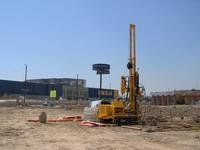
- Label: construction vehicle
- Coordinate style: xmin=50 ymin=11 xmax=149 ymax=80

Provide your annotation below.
xmin=95 ymin=24 xmax=144 ymax=124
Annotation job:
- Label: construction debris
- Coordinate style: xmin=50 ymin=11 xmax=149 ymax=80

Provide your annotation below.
xmin=145 ymin=121 xmax=200 ymax=132
xmin=27 ymin=119 xmax=39 ymax=122
xmin=121 ymin=126 xmax=142 ymax=130
xmin=48 ymin=115 xmax=82 ymax=122
xmin=193 ymin=115 xmax=200 ymax=123
xmin=142 ymin=105 xmax=200 ymax=122
xmin=39 ymin=112 xmax=47 ymax=123
xmin=80 ymin=120 xmax=106 ymax=127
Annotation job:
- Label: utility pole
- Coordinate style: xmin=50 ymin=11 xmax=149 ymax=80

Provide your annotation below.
xmin=76 ymin=74 xmax=79 ymax=105
xmin=99 ymin=74 xmax=102 ymax=99
xmin=24 ymin=64 xmax=27 ymax=105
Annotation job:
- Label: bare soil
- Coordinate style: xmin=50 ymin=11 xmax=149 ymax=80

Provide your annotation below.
xmin=0 ymin=106 xmax=199 ymax=150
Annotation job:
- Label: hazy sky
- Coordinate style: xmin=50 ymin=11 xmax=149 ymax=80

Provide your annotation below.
xmin=0 ymin=0 xmax=199 ymax=93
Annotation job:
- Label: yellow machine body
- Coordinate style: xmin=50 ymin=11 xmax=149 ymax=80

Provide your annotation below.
xmin=96 ymin=100 xmax=140 ymax=121
xmin=97 ymin=104 xmax=112 ymax=119
xmin=96 ymin=100 xmax=127 ymax=120
xmin=111 ymin=100 xmax=125 ymax=115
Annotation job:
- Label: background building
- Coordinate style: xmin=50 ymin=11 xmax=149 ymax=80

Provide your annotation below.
xmin=150 ymin=90 xmax=200 ymax=105
xmin=0 ymin=78 xmax=118 ymax=100
xmin=28 ymin=78 xmax=86 ymax=87
xmin=28 ymin=78 xmax=87 ymax=100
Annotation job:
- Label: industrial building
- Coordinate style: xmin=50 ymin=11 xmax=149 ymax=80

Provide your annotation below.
xmin=28 ymin=78 xmax=86 ymax=87
xmin=0 ymin=78 xmax=118 ymax=100
xmin=150 ymin=90 xmax=200 ymax=105
xmin=28 ymin=78 xmax=88 ymax=100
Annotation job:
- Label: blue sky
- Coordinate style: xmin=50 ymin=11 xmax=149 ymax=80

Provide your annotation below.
xmin=0 ymin=0 xmax=199 ymax=93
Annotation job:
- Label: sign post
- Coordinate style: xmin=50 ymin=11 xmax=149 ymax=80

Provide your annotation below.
xmin=92 ymin=64 xmax=110 ymax=99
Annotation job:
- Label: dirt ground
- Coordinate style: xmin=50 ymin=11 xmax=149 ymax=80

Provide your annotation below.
xmin=0 ymin=107 xmax=200 ymax=150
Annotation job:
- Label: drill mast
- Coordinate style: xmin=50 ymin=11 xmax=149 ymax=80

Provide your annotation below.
xmin=129 ymin=24 xmax=137 ymax=112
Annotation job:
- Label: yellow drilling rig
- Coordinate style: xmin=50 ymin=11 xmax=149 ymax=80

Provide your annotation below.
xmin=95 ymin=24 xmax=144 ymax=124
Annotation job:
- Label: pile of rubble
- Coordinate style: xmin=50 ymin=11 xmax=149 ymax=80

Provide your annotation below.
xmin=142 ymin=105 xmax=200 ymax=122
